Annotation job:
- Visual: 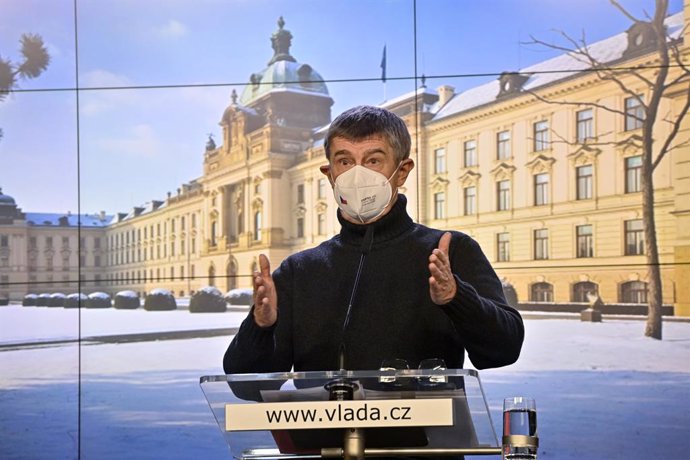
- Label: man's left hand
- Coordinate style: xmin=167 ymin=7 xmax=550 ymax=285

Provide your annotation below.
xmin=428 ymin=232 xmax=457 ymax=305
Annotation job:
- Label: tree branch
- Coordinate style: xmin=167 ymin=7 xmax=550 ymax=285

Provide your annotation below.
xmin=525 ymin=89 xmax=629 ymax=117
xmin=609 ymin=0 xmax=641 ymax=23
xmin=653 ymin=82 xmax=690 ymax=171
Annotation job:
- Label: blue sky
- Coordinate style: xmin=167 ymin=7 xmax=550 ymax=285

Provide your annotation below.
xmin=0 ymin=0 xmax=684 ymax=214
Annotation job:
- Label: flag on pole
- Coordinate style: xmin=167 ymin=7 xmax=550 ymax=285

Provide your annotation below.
xmin=380 ymin=45 xmax=387 ymax=83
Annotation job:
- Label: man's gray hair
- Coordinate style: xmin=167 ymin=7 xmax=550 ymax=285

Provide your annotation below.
xmin=324 ymin=105 xmax=411 ymax=163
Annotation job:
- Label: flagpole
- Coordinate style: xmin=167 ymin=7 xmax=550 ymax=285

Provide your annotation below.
xmin=380 ymin=44 xmax=387 ymax=102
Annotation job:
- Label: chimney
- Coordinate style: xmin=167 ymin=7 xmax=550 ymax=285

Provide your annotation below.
xmin=99 ymin=210 xmax=106 ymax=220
xmin=437 ymin=85 xmax=455 ymax=108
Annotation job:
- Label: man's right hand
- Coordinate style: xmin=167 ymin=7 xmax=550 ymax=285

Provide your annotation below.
xmin=252 ymin=254 xmax=278 ymax=328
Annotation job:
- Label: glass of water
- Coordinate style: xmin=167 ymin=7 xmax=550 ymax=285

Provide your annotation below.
xmin=502 ymin=396 xmax=538 ymax=459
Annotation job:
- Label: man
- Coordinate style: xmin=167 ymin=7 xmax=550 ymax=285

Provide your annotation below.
xmin=224 ymin=105 xmax=523 ymax=374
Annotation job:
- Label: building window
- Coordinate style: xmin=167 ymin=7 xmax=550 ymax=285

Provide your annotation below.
xmin=254 ymin=211 xmax=262 ymax=241
xmin=46 ymin=236 xmax=53 ymax=249
xmin=625 ymin=156 xmax=642 ymax=193
xmin=497 ymin=180 xmax=511 ymax=211
xmin=576 ymin=225 xmax=594 ymax=258
xmin=497 ymin=130 xmax=511 ymax=160
xmin=530 ymin=282 xmax=553 ymax=302
xmin=0 ymin=235 xmax=8 ymax=248
xmin=434 ymin=192 xmax=445 ymax=219
xmin=296 ymin=217 xmax=304 ymax=238
xmin=297 ymin=184 xmax=305 ymax=204
xmin=625 ymin=95 xmax=645 ymax=131
xmin=620 ymin=280 xmax=648 ymax=303
xmin=210 ymin=221 xmax=217 ymax=246
xmin=29 ymin=236 xmax=37 ymax=249
xmin=61 ymin=236 xmax=69 ymax=248
xmin=576 ymin=165 xmax=593 ymax=200
xmin=180 ymin=265 xmax=184 ymax=282
xmin=317 ymin=213 xmax=326 ymax=235
xmin=94 ymin=237 xmax=101 ymax=249
xmin=534 ymin=173 xmax=549 ymax=206
xmin=576 ymin=109 xmax=594 ymax=143
xmin=318 ymin=179 xmax=327 ymax=199
xmin=191 ymin=238 xmax=196 ymax=254
xmin=170 ymin=242 xmax=175 ymax=256
xmin=572 ymin=281 xmax=598 ymax=302
xmin=625 ymin=219 xmax=644 ymax=255
xmin=62 ymin=256 xmax=70 ymax=270
xmin=94 ymin=255 xmax=101 ymax=267
xmin=47 ymin=255 xmax=54 ymax=271
xmin=180 ymin=239 xmax=185 ymax=255
xmin=534 ymin=120 xmax=549 ymax=151
xmin=191 ymin=214 xmax=197 ymax=228
xmin=434 ymin=148 xmax=446 ymax=174
xmin=534 ymin=229 xmax=549 ymax=260
xmin=464 ymin=140 xmax=477 ymax=167
xmin=497 ymin=232 xmax=510 ymax=262
xmin=463 ymin=186 xmax=476 ymax=216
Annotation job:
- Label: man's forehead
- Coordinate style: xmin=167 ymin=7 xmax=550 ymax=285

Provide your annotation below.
xmin=331 ymin=135 xmax=392 ymax=154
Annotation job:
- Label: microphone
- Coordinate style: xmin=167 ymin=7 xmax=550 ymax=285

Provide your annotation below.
xmin=337 ymin=225 xmax=375 ymax=370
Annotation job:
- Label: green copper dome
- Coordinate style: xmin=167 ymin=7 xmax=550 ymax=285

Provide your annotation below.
xmin=240 ymin=17 xmax=329 ymax=106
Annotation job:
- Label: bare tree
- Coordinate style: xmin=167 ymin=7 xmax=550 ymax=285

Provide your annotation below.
xmin=526 ymin=0 xmax=689 ymax=339
xmin=0 ymin=33 xmax=50 ymax=140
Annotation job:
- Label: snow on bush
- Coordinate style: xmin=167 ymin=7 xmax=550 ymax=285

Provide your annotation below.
xmin=87 ymin=292 xmax=112 ymax=309
xmin=65 ymin=293 xmax=88 ymax=308
xmin=114 ymin=290 xmax=140 ymax=310
xmin=189 ymin=286 xmax=226 ymax=313
xmin=144 ymin=289 xmax=177 ymax=311
xmin=36 ymin=293 xmax=52 ymax=306
xmin=224 ymin=288 xmax=253 ymax=306
xmin=47 ymin=293 xmax=66 ymax=307
xmin=22 ymin=294 xmax=38 ymax=307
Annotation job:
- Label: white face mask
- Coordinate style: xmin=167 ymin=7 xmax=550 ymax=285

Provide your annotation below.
xmin=332 ymin=163 xmax=401 ymax=224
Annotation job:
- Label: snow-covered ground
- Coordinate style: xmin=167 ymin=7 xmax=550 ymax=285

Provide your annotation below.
xmin=1 ymin=305 xmax=689 ymax=459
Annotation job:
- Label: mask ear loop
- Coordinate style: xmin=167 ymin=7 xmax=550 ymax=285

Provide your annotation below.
xmin=366 ymin=159 xmax=405 ymax=223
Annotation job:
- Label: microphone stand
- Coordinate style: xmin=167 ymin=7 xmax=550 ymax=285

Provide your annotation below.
xmin=323 ymin=226 xmax=374 ymax=459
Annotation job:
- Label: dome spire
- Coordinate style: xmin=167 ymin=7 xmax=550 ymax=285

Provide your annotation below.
xmin=268 ymin=16 xmax=296 ymax=65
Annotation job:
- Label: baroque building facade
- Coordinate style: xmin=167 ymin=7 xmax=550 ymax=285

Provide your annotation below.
xmin=1 ymin=11 xmax=688 ymax=315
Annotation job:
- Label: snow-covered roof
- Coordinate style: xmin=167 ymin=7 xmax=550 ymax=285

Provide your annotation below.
xmin=380 ymin=86 xmax=439 ymax=111
xmin=24 ymin=212 xmax=113 ymax=228
xmin=434 ymin=12 xmax=684 ymax=122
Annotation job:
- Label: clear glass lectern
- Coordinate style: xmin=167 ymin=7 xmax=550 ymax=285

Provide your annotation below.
xmin=200 ymin=369 xmax=502 ymax=458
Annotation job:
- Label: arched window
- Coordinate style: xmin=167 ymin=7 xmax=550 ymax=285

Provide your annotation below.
xmin=572 ymin=281 xmax=598 ymax=302
xmin=620 ymin=281 xmax=648 ymax=304
xmin=530 ymin=282 xmax=553 ymax=302
xmin=254 ymin=211 xmax=262 ymax=241
xmin=208 ymin=265 xmax=216 ymax=287
xmin=227 ymin=259 xmax=237 ymax=291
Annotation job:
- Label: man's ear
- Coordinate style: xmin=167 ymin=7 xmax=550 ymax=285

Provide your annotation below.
xmin=395 ymin=158 xmax=415 ymax=187
xmin=319 ymin=164 xmax=334 ymax=186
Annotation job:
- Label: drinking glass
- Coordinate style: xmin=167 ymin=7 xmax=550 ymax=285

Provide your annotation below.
xmin=378 ymin=358 xmax=409 ymax=384
xmin=502 ymin=397 xmax=538 ymax=459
